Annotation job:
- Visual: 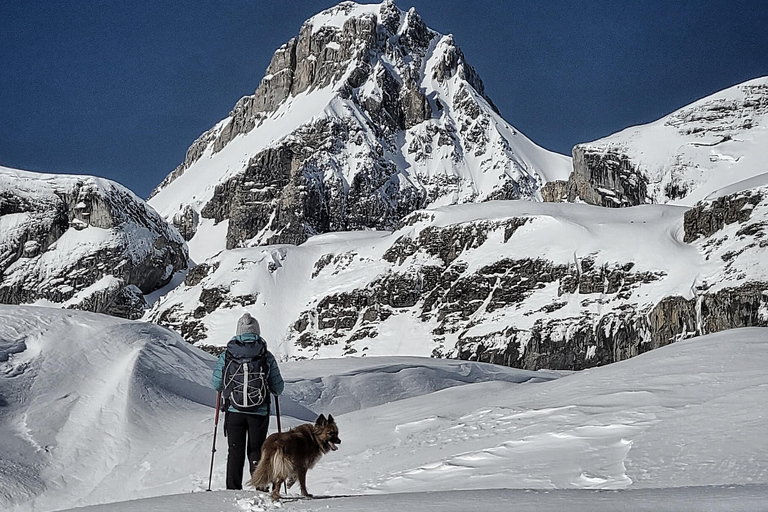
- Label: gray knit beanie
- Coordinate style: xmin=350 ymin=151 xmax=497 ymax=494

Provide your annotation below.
xmin=236 ymin=313 xmax=261 ymax=336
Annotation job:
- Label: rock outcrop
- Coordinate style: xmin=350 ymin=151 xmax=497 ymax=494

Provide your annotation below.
xmin=0 ymin=166 xmax=188 ymax=319
xmin=566 ymin=146 xmax=649 ymax=207
xmin=563 ymin=77 xmax=768 ymax=207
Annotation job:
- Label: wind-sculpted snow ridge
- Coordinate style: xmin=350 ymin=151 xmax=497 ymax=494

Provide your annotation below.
xmin=564 ymin=76 xmax=768 ymax=207
xmin=4 ymin=309 xmax=768 ymax=511
xmin=0 ymin=306 xmax=216 ymax=511
xmin=0 ymin=166 xmax=188 ymax=319
xmin=280 ymin=356 xmax=561 ymax=415
xmin=148 ymin=0 xmax=570 ymax=262
xmin=0 ymin=305 xmax=556 ymax=511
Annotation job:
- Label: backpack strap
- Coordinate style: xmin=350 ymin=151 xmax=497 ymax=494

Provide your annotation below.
xmin=226 ymin=336 xmax=266 ymax=360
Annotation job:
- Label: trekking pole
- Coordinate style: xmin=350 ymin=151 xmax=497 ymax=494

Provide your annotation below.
xmin=274 ymin=394 xmax=282 ymax=433
xmin=274 ymin=394 xmax=287 ymax=495
xmin=206 ymin=391 xmax=222 ymax=492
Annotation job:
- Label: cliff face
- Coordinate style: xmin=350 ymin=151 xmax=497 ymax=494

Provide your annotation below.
xmin=147 ymin=182 xmax=768 ymax=368
xmin=0 ymin=167 xmax=187 ymax=319
xmin=566 ymin=146 xmax=649 ymax=207
xmin=148 ymin=1 xmax=570 ymax=261
xmin=563 ymin=77 xmax=768 ymax=207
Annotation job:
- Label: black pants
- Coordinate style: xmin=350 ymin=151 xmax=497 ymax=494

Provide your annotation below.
xmin=225 ymin=411 xmax=270 ymax=490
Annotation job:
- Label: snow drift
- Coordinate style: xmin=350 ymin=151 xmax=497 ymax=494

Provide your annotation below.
xmin=2 ymin=305 xmax=767 ymax=511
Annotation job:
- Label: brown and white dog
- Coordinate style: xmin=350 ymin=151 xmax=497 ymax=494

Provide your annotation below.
xmin=249 ymin=414 xmax=341 ymax=501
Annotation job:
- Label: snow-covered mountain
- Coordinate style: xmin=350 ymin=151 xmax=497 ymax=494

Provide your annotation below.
xmin=148 ymin=0 xmax=570 ymax=262
xmin=563 ymin=76 xmax=768 ymax=207
xmin=0 ymin=166 xmax=187 ymax=319
xmin=142 ymin=1 xmax=768 ymax=368
xmin=2 ymin=306 xmax=767 ymax=511
xmin=4 ymin=4 xmax=764 ymax=373
xmin=4 ymin=4 xmax=768 ymax=510
xmin=149 ymin=175 xmax=768 ymax=367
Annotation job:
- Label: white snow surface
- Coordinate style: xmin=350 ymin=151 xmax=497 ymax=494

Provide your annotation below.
xmin=1 ymin=305 xmax=767 ymax=511
xmin=306 ymin=2 xmax=382 ymax=34
xmin=0 ymin=166 xmax=136 ymax=202
xmin=578 ymin=76 xmax=768 ymax=206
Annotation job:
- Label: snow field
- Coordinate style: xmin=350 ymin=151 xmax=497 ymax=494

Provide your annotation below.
xmin=149 ymin=199 xmax=717 ymax=363
xmin=2 ymin=306 xmax=768 ymax=511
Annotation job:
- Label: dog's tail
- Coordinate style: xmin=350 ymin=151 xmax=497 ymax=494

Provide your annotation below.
xmin=249 ymin=457 xmax=269 ymax=489
xmin=249 ymin=446 xmax=293 ymax=488
xmin=270 ymin=447 xmax=293 ymax=481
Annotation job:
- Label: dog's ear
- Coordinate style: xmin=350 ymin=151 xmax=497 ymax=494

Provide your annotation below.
xmin=327 ymin=414 xmax=335 ymax=424
xmin=316 ymin=414 xmax=327 ymax=426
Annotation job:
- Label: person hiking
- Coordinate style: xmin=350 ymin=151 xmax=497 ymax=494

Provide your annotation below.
xmin=212 ymin=312 xmax=284 ymax=490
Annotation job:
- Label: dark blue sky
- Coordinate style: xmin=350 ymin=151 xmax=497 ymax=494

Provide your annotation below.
xmin=1 ymin=1 xmax=766 ymax=199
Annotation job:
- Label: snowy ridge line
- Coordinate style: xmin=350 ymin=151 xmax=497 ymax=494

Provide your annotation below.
xmin=568 ymin=75 xmax=768 ymax=207
xmin=281 ymin=359 xmax=557 ymax=382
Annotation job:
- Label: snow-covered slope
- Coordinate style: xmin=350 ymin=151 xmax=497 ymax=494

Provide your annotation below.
xmin=148 ymin=195 xmax=768 ymax=369
xmin=0 ymin=306 xmax=215 ymax=510
xmin=0 ymin=166 xmax=187 ymax=319
xmin=0 ymin=305 xmax=551 ymax=511
xmin=566 ymin=76 xmax=768 ymax=207
xmin=2 ymin=306 xmax=767 ymax=511
xmin=314 ymin=328 xmax=768 ymax=494
xmin=148 ymin=1 xmax=570 ymax=261
xmin=58 ymin=486 xmax=768 ymax=512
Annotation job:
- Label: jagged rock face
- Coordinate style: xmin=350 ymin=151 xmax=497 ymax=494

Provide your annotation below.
xmin=683 ymin=183 xmax=768 ymax=293
xmin=172 ymin=205 xmax=199 ymax=242
xmin=566 ymin=146 xmax=649 ymax=207
xmin=147 ymin=192 xmax=768 ymax=369
xmin=563 ymin=77 xmax=768 ymax=207
xmin=148 ymin=1 xmax=570 ymax=259
xmin=683 ymin=189 xmax=763 ymax=243
xmin=0 ymin=167 xmax=188 ymax=319
xmin=540 ymin=180 xmax=568 ymax=203
xmin=199 ymin=118 xmax=427 ymax=248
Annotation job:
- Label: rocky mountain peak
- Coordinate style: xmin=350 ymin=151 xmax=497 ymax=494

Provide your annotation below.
xmin=148 ymin=1 xmax=570 ymax=262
